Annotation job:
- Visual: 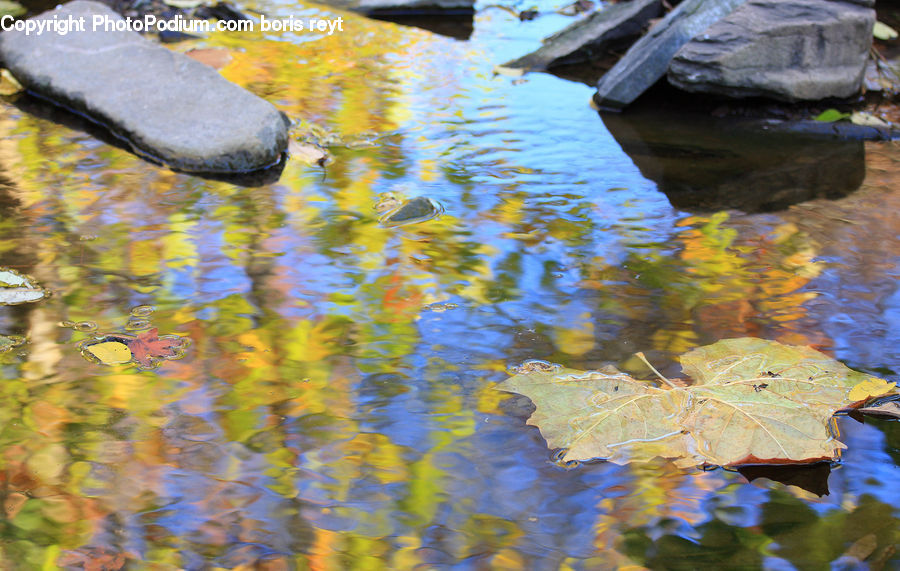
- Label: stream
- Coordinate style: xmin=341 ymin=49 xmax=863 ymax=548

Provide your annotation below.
xmin=0 ymin=0 xmax=899 ymax=567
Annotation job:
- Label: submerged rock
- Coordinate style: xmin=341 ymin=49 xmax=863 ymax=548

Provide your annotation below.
xmin=668 ymin=0 xmax=875 ymax=102
xmin=0 ymin=0 xmax=289 ymax=173
xmin=502 ymin=0 xmax=662 ymax=71
xmin=380 ymin=196 xmax=444 ymax=227
xmin=594 ymin=0 xmax=748 ymax=109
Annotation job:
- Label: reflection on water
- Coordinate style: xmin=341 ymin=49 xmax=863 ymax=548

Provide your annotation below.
xmin=368 ymin=14 xmax=474 ymax=39
xmin=0 ymin=0 xmax=899 ymax=567
xmin=602 ymin=108 xmax=866 ymax=213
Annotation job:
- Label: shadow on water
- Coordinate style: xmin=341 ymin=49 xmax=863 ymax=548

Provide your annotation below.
xmin=368 ymin=14 xmax=474 ymax=39
xmin=736 ymin=462 xmax=832 ymax=497
xmin=601 ymin=108 xmax=866 ymax=213
xmin=10 ymin=93 xmax=286 ymax=186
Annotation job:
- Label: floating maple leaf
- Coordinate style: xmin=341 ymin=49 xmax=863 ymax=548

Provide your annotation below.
xmin=125 ymin=328 xmax=183 ymax=368
xmin=499 ymin=338 xmax=896 ymax=467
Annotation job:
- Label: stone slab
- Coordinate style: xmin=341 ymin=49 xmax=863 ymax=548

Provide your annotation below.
xmin=503 ymin=0 xmax=662 ymax=71
xmin=594 ymin=0 xmax=749 ymax=109
xmin=0 ymin=0 xmax=289 ymax=173
xmin=667 ymin=0 xmax=875 ymax=102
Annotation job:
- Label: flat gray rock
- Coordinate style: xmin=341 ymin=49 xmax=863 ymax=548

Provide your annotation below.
xmin=667 ymin=0 xmax=875 ymax=101
xmin=503 ymin=0 xmax=662 ymax=71
xmin=320 ymin=0 xmax=474 ymax=15
xmin=594 ymin=0 xmax=749 ymax=109
xmin=0 ymin=1 xmax=288 ymax=173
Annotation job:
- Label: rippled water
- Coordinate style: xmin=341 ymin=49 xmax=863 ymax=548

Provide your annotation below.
xmin=0 ymin=0 xmax=899 ymax=567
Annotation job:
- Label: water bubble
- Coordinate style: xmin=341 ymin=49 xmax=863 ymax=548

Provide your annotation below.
xmin=74 ymin=321 xmax=97 ymax=332
xmin=130 ymin=305 xmax=155 ymax=317
xmin=124 ymin=318 xmax=152 ymax=331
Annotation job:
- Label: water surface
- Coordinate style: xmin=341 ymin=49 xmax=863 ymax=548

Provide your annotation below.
xmin=0 ymin=1 xmax=899 ymax=567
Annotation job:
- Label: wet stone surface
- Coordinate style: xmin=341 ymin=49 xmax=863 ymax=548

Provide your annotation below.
xmin=502 ymin=0 xmax=661 ymax=71
xmin=0 ymin=0 xmax=289 ymax=173
xmin=594 ymin=0 xmax=749 ymax=109
xmin=668 ymin=0 xmax=875 ymax=102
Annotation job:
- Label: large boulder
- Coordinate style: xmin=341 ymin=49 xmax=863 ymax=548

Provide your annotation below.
xmin=0 ymin=0 xmax=289 ymax=173
xmin=667 ymin=0 xmax=875 ymax=101
xmin=594 ymin=0 xmax=749 ymax=109
xmin=502 ymin=0 xmax=662 ymax=72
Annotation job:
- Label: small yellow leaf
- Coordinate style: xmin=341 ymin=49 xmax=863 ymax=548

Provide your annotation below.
xmin=874 ymin=20 xmax=899 ymax=41
xmin=0 ymin=69 xmax=23 ymax=96
xmin=288 ymin=140 xmax=328 ymax=166
xmin=849 ymin=377 xmax=896 ymax=402
xmin=85 ymin=341 xmax=133 ymax=365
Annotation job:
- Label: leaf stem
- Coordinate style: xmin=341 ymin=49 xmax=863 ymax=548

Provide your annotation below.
xmin=635 ymin=352 xmax=677 ymax=388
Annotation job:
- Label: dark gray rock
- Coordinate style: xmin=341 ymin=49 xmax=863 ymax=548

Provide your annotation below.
xmin=502 ymin=0 xmax=662 ymax=71
xmin=667 ymin=0 xmax=875 ymax=101
xmin=321 ymin=0 xmax=474 ymax=16
xmin=380 ymin=196 xmax=444 ymax=227
xmin=0 ymin=1 xmax=288 ymax=173
xmin=594 ymin=0 xmax=749 ymax=109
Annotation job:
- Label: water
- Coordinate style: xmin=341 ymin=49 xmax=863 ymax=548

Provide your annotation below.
xmin=0 ymin=1 xmax=899 ymax=568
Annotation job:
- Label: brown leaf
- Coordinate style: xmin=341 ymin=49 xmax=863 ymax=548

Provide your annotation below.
xmin=125 ymin=328 xmax=181 ymax=368
xmin=0 ymin=69 xmax=23 ymax=96
xmin=856 ymin=398 xmax=900 ymax=419
xmin=185 ymin=48 xmax=233 ymax=70
xmin=288 ymin=140 xmax=329 ymax=166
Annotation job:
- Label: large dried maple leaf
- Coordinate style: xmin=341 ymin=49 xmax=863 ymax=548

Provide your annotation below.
xmin=499 ymin=338 xmax=896 ymax=467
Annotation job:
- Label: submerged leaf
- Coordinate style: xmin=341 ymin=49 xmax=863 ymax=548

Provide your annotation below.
xmin=0 ymin=268 xmax=49 ymax=305
xmin=185 ymin=48 xmax=233 ymax=70
xmin=288 ymin=140 xmax=329 ymax=166
xmin=499 ymin=338 xmax=896 ymax=467
xmin=0 ymin=334 xmax=24 ymax=352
